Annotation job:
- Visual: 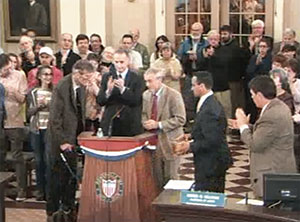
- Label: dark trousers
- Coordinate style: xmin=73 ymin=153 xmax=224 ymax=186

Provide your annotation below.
xmin=46 ymin=151 xmax=77 ymax=214
xmin=30 ymin=130 xmax=47 ymax=194
xmin=0 ymin=128 xmax=26 ymax=191
xmin=194 ymin=163 xmax=226 ymax=193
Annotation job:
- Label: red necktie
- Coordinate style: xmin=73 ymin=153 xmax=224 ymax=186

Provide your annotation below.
xmin=151 ymin=94 xmax=158 ymax=121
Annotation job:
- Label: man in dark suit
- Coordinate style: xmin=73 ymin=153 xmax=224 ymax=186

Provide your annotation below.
xmin=175 ymin=71 xmax=232 ymax=192
xmin=55 ymin=33 xmax=81 ymax=76
xmin=46 ymin=60 xmax=94 ymax=221
xmin=97 ymin=48 xmax=143 ymax=136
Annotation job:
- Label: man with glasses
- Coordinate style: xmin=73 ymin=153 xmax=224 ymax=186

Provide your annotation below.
xmin=177 ymin=22 xmax=209 ymax=75
xmin=0 ymin=54 xmax=28 ymax=201
xmin=246 ymin=37 xmax=272 ymax=123
xmin=46 ymin=60 xmax=94 ymax=221
xmin=247 ymin=19 xmax=273 ymax=55
xmin=177 ymin=22 xmax=209 ymax=131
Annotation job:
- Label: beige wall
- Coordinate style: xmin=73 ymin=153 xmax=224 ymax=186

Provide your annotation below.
xmin=283 ymin=0 xmax=300 ymax=41
xmin=2 ymin=0 xmax=299 ymax=55
xmin=0 ymin=0 xmax=156 ymax=54
xmin=108 ymin=0 xmax=156 ymax=52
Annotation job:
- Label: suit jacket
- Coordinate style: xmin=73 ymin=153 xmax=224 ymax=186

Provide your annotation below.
xmin=190 ymin=95 xmax=231 ymax=183
xmin=97 ymin=70 xmax=143 ymax=136
xmin=142 ymin=85 xmax=186 ymax=159
xmin=0 ymin=83 xmax=5 ymax=128
xmin=48 ymin=74 xmax=86 ymax=157
xmin=55 ymin=50 xmax=81 ymax=76
xmin=241 ymin=98 xmax=297 ymax=197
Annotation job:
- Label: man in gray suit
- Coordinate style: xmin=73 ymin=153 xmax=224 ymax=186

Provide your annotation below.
xmin=46 ymin=60 xmax=94 ymax=221
xmin=142 ymin=68 xmax=186 ymax=190
xmin=235 ymin=75 xmax=297 ymax=198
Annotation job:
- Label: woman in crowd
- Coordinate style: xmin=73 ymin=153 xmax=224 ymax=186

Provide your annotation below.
xmin=272 ymin=53 xmax=288 ymax=70
xmin=27 ymin=65 xmax=53 ymax=201
xmin=150 ymin=35 xmax=169 ymax=66
xmin=8 ymin=53 xmax=27 ymax=125
xmin=151 ymin=42 xmax=182 ymax=92
xmin=285 ymin=58 xmax=300 ymax=113
xmin=86 ymin=53 xmax=103 ymax=132
xmin=33 ymin=40 xmax=46 ymax=57
xmin=270 ymin=68 xmax=295 ymax=114
xmin=8 ymin=53 xmax=26 ymax=76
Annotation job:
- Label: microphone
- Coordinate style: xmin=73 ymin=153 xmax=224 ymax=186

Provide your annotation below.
xmin=108 ymin=105 xmax=125 ymax=138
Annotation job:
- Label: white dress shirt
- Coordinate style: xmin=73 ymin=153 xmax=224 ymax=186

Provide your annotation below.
xmin=196 ymin=90 xmax=213 ymax=113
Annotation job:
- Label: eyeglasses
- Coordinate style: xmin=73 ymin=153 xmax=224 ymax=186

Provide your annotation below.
xmin=42 ymin=72 xmax=53 ymax=76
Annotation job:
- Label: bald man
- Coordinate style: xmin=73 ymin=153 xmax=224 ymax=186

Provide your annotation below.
xmin=55 ymin=33 xmax=81 ymax=76
xmin=177 ymin=22 xmax=209 ymax=129
xmin=130 ymin=28 xmax=150 ymax=71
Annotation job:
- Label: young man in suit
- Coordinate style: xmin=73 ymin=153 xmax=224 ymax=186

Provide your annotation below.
xmin=234 ymin=75 xmax=297 ymax=198
xmin=97 ymin=48 xmax=143 ymax=136
xmin=142 ymin=68 xmax=186 ymax=190
xmin=46 ymin=60 xmax=94 ymax=221
xmin=175 ymin=71 xmax=232 ymax=193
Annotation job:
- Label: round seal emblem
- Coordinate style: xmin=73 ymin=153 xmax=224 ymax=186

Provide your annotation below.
xmin=95 ymin=172 xmax=124 ymax=202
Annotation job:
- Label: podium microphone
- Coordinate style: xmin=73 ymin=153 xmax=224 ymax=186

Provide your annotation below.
xmin=108 ymin=105 xmax=125 ymax=138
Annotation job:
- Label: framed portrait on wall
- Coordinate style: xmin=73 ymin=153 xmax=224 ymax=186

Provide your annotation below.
xmin=3 ymin=0 xmax=58 ymax=42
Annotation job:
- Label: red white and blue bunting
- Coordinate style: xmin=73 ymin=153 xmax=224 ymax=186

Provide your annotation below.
xmin=80 ymin=145 xmax=156 ymax=161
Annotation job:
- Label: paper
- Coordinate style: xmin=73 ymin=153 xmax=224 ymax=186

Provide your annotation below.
xmin=164 ymin=180 xmax=194 ymax=190
xmin=236 ymin=198 xmax=264 ymax=206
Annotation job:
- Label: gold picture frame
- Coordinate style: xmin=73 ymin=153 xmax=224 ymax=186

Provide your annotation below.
xmin=3 ymin=0 xmax=58 ymax=42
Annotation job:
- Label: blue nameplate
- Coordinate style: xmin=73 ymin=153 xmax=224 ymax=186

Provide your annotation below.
xmin=181 ymin=190 xmax=226 ymax=207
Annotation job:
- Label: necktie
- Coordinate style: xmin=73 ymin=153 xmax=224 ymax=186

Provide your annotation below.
xmin=151 ymin=94 xmax=158 ymax=121
xmin=118 ymin=74 xmax=122 ymax=79
xmin=76 ymin=88 xmax=84 ymax=135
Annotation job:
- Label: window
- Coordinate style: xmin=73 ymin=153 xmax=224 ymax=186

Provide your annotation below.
xmin=229 ymin=0 xmax=270 ymax=45
xmin=174 ymin=0 xmax=212 ymax=48
xmin=167 ymin=0 xmax=274 ymax=49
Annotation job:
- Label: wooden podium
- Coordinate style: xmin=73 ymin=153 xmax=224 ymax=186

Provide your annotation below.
xmin=77 ymin=132 xmax=159 ymax=222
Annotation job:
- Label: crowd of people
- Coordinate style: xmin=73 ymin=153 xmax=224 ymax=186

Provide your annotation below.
xmin=0 ymin=19 xmax=300 ymax=221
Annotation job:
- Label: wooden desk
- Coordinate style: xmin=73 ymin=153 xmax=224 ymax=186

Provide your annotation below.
xmin=152 ymin=190 xmax=300 ymax=222
xmin=0 ymin=172 xmax=14 ymax=222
